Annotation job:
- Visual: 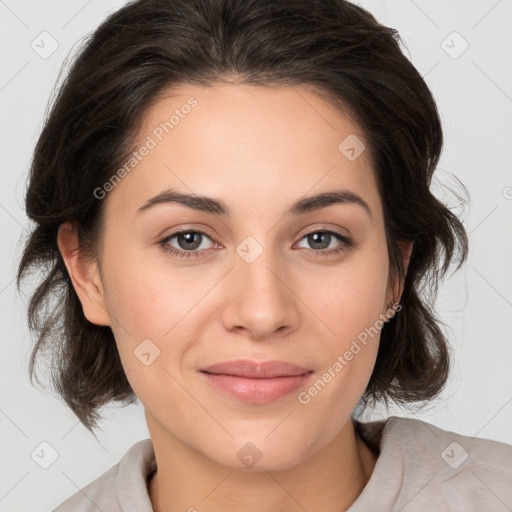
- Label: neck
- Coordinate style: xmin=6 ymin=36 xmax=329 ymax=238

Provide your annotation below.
xmin=147 ymin=416 xmax=377 ymax=512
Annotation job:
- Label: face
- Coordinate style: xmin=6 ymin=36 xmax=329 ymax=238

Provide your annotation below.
xmin=69 ymin=83 xmax=404 ymax=471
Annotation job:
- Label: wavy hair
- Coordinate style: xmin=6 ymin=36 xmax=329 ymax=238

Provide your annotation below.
xmin=17 ymin=0 xmax=468 ymax=432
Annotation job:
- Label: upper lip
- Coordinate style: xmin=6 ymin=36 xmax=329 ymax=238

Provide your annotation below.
xmin=200 ymin=360 xmax=312 ymax=378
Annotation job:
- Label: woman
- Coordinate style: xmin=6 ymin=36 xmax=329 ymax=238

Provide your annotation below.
xmin=16 ymin=0 xmax=512 ymax=511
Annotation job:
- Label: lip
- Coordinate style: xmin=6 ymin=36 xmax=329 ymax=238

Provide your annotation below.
xmin=199 ymin=359 xmax=313 ymax=403
xmin=201 ymin=359 xmax=311 ymax=378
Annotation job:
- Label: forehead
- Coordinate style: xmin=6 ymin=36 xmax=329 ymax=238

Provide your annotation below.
xmin=103 ymin=82 xmax=381 ymax=222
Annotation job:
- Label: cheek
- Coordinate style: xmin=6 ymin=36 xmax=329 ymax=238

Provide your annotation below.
xmin=101 ymin=243 xmax=202 ymax=338
xmin=301 ymin=246 xmax=390 ymax=342
xmin=295 ymin=246 xmax=388 ymax=400
xmin=99 ymin=247 xmax=212 ymax=399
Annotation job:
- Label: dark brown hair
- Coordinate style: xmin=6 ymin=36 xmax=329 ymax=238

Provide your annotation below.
xmin=17 ymin=0 xmax=468 ymax=433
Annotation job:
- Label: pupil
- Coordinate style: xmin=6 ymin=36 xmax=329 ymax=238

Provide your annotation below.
xmin=310 ymin=232 xmax=329 ymax=249
xmin=180 ymin=232 xmax=201 ymax=250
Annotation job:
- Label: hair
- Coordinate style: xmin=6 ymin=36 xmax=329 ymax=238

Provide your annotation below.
xmin=17 ymin=0 xmax=468 ymax=433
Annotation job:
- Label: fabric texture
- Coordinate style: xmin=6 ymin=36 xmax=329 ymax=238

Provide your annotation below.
xmin=52 ymin=416 xmax=512 ymax=512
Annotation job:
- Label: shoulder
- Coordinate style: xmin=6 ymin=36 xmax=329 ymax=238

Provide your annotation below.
xmin=385 ymin=416 xmax=512 ymax=474
xmin=53 ymin=439 xmax=156 ymax=512
xmin=352 ymin=416 xmax=512 ymax=512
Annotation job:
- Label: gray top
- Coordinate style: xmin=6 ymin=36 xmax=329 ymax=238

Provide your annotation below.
xmin=53 ymin=416 xmax=512 ymax=511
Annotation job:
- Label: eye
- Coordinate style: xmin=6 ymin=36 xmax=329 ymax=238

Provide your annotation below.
xmin=159 ymin=230 xmax=218 ymax=258
xmin=158 ymin=229 xmax=352 ymax=259
xmin=295 ymin=230 xmax=352 ymax=256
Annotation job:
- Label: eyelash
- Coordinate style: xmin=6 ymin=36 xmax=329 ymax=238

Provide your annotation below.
xmin=158 ymin=229 xmax=352 ymax=259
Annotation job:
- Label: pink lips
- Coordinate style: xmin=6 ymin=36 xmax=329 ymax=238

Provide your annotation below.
xmin=200 ymin=360 xmax=313 ymax=403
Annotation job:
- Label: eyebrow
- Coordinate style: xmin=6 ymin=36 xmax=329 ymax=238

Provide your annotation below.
xmin=137 ymin=187 xmax=372 ymax=218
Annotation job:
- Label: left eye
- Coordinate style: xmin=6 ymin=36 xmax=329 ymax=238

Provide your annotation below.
xmin=295 ymin=231 xmax=350 ymax=252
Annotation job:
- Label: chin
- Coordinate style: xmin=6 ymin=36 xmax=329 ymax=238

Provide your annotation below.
xmin=201 ymin=435 xmax=315 ymax=472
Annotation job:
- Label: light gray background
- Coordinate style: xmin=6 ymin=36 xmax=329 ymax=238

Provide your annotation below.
xmin=1 ymin=1 xmax=511 ymax=510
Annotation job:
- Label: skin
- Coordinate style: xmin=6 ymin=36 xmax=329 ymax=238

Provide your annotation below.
xmin=58 ymin=82 xmax=412 ymax=512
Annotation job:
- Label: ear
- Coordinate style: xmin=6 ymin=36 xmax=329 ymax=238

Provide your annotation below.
xmin=57 ymin=222 xmax=110 ymax=326
xmin=399 ymin=239 xmax=413 ymax=275
xmin=386 ymin=239 xmax=414 ymax=308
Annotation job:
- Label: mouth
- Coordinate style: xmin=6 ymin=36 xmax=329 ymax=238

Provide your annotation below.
xmin=199 ymin=359 xmax=314 ymax=403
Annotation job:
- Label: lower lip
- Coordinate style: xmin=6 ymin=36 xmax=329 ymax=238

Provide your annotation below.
xmin=200 ymin=372 xmax=313 ymax=403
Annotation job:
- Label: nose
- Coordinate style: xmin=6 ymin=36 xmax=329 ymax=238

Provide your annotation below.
xmin=220 ymin=241 xmax=301 ymax=340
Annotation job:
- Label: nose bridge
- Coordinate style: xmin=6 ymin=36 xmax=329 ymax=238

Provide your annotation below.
xmin=234 ymin=232 xmax=287 ymax=299
xmin=221 ymin=232 xmax=299 ymax=337
xmin=235 ymin=236 xmax=284 ymax=292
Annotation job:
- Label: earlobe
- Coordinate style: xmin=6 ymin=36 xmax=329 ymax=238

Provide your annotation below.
xmin=57 ymin=222 xmax=110 ymax=326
